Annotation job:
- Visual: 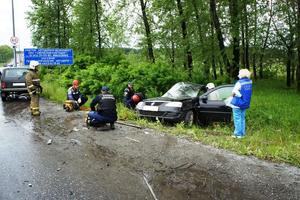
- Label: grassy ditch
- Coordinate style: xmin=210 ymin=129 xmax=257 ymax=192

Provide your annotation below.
xmin=41 ymin=79 xmax=300 ymax=167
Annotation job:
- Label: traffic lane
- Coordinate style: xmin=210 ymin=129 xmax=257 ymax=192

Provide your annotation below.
xmin=0 ymin=100 xmax=151 ymax=200
xmin=0 ymin=118 xmax=111 ymax=199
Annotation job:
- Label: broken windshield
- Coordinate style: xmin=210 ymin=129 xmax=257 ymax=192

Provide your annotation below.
xmin=162 ymin=82 xmax=203 ymax=99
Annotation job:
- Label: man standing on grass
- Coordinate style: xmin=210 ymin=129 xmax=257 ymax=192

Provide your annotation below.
xmin=230 ymin=69 xmax=252 ymax=139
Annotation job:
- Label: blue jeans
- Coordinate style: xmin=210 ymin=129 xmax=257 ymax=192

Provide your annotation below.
xmin=88 ymin=111 xmax=117 ymax=124
xmin=232 ymin=108 xmax=246 ymax=136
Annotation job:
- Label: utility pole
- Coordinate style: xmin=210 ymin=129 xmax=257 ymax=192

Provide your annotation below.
xmin=11 ymin=0 xmax=17 ymax=67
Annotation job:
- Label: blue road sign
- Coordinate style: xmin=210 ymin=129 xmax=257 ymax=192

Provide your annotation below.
xmin=24 ymin=48 xmax=73 ymax=65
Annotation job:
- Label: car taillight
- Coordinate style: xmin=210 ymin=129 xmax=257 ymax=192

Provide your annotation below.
xmin=1 ymin=81 xmax=6 ymax=89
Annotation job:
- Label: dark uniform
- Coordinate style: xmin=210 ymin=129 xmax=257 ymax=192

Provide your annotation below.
xmin=25 ymin=69 xmax=42 ymax=116
xmin=87 ymin=92 xmax=117 ymax=129
xmin=123 ymin=86 xmax=135 ymax=108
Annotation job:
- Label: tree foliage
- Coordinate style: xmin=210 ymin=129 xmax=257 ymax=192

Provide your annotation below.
xmin=27 ymin=0 xmax=300 ymax=92
xmin=0 ymin=45 xmax=13 ymax=64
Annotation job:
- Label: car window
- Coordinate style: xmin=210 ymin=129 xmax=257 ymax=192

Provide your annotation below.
xmin=4 ymin=69 xmax=28 ymax=78
xmin=207 ymin=86 xmax=233 ymax=101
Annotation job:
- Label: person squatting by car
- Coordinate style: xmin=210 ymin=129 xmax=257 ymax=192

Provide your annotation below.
xmin=123 ymin=81 xmax=143 ymax=109
xmin=63 ymin=79 xmax=88 ymax=111
xmin=86 ymin=86 xmax=117 ymax=129
xmin=25 ymin=60 xmax=43 ymax=116
xmin=230 ymin=69 xmax=253 ymax=139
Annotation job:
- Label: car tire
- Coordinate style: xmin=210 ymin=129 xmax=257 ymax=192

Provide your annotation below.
xmin=184 ymin=110 xmax=194 ymax=126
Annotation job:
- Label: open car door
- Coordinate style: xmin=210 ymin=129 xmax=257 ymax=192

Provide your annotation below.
xmin=196 ymin=85 xmax=234 ymax=124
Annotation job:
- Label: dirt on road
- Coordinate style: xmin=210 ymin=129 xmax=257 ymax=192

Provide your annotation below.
xmin=2 ymin=98 xmax=300 ymax=200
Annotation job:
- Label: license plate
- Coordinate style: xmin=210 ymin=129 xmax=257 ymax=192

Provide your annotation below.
xmin=13 ymin=83 xmax=25 ymax=86
xmin=143 ymin=105 xmax=159 ymax=111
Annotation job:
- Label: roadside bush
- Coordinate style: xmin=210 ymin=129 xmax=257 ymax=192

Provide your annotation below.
xmin=41 ymin=56 xmax=189 ymax=100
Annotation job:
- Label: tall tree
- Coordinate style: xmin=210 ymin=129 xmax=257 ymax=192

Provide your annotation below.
xmin=94 ymin=0 xmax=103 ymax=57
xmin=176 ymin=0 xmax=193 ymax=77
xmin=210 ymin=0 xmax=230 ymax=75
xmin=27 ymin=0 xmax=72 ymax=48
xmin=258 ymin=0 xmax=273 ymax=79
xmin=139 ymin=0 xmax=155 ymax=63
xmin=252 ymin=0 xmax=258 ymax=79
xmin=229 ymin=0 xmax=240 ymax=78
xmin=242 ymin=0 xmax=250 ymax=70
xmin=210 ymin=19 xmax=218 ymax=79
xmin=273 ymin=0 xmax=296 ymax=87
xmin=297 ymin=0 xmax=300 ymax=92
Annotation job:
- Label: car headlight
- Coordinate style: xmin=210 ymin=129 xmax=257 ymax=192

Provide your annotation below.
xmin=165 ymin=102 xmax=182 ymax=107
xmin=136 ymin=101 xmax=145 ymax=110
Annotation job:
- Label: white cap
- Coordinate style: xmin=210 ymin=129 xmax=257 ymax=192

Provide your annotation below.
xmin=206 ymin=83 xmax=215 ymax=89
xmin=238 ymin=69 xmax=251 ymax=79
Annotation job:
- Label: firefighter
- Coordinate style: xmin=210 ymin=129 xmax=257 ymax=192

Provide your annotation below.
xmin=86 ymin=86 xmax=117 ymax=129
xmin=64 ymin=79 xmax=88 ymax=111
xmin=25 ymin=60 xmax=42 ymax=116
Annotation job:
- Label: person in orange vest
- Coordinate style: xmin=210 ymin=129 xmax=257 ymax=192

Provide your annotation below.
xmin=64 ymin=79 xmax=88 ymax=111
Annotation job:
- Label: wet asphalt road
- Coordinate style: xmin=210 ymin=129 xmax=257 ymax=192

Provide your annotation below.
xmin=0 ymin=99 xmax=151 ymax=200
xmin=0 ymin=100 xmax=108 ymax=200
xmin=1 ymin=98 xmax=300 ymax=200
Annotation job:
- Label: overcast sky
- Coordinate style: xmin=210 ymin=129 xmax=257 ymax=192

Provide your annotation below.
xmin=0 ymin=0 xmax=32 ymax=50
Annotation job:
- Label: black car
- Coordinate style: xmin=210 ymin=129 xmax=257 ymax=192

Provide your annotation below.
xmin=136 ymin=82 xmax=234 ymax=125
xmin=0 ymin=67 xmax=29 ymax=101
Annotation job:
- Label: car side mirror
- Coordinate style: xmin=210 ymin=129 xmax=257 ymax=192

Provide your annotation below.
xmin=201 ymin=95 xmax=208 ymax=103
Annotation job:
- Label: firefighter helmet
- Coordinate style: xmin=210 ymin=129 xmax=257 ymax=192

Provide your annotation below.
xmin=29 ymin=60 xmax=40 ymax=70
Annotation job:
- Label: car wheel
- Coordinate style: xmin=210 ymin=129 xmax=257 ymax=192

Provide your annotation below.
xmin=184 ymin=110 xmax=194 ymax=126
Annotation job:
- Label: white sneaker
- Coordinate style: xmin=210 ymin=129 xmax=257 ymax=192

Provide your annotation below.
xmin=231 ymin=135 xmax=244 ymax=139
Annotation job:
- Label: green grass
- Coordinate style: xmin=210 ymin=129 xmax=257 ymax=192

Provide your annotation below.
xmin=41 ymin=79 xmax=300 ymax=167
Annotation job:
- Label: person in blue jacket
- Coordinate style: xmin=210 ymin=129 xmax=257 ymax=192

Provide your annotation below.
xmin=230 ymin=69 xmax=252 ymax=138
xmin=87 ymin=86 xmax=117 ymax=129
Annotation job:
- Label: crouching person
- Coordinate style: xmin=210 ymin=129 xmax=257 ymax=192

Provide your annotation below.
xmin=86 ymin=86 xmax=117 ymax=129
xmin=64 ymin=79 xmax=88 ymax=111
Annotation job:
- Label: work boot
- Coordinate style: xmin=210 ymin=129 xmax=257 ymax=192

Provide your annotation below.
xmin=110 ymin=123 xmax=115 ymax=130
xmin=31 ymin=108 xmax=41 ymax=116
xmin=31 ymin=111 xmax=41 ymax=116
